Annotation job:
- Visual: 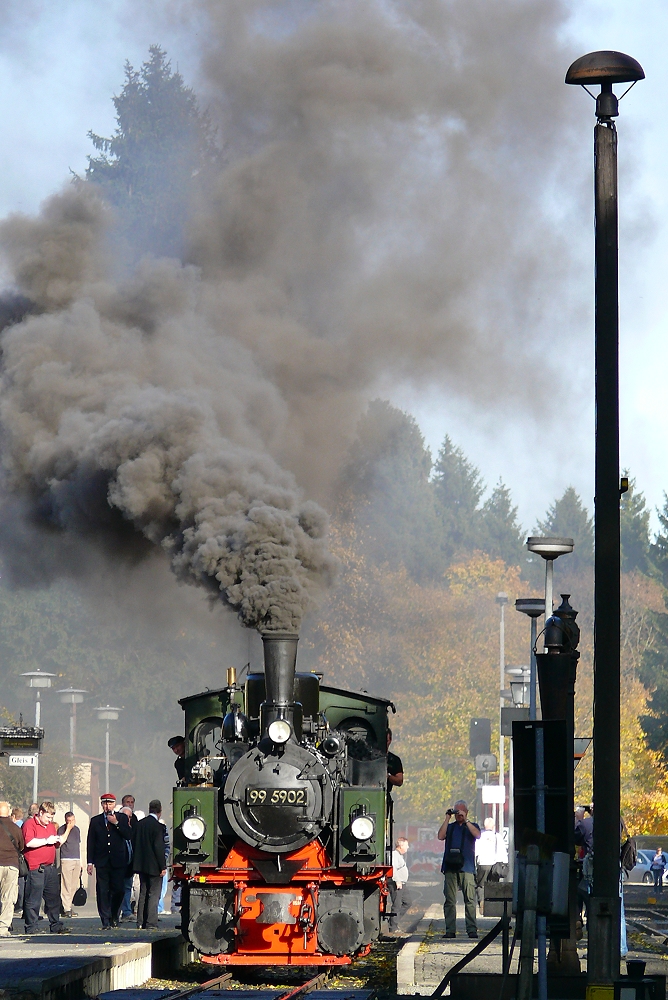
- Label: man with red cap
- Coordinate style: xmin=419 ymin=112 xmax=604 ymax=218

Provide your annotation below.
xmin=86 ymin=793 xmax=132 ymax=929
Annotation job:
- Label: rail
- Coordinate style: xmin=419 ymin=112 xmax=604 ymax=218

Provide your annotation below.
xmin=163 ymin=972 xmax=233 ymax=999
xmin=161 ymin=968 xmax=330 ymax=1000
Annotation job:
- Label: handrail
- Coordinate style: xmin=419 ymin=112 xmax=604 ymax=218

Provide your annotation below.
xmin=430 ymin=917 xmax=504 ymax=998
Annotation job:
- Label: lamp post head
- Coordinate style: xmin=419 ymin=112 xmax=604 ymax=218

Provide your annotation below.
xmin=515 ymin=597 xmax=546 ymax=618
xmin=94 ymin=705 xmax=121 ymax=721
xmin=506 ymin=667 xmax=531 ymax=706
xmin=496 ymin=592 xmax=509 ymax=606
xmin=526 ymin=536 xmax=574 ymax=561
xmin=57 ymin=688 xmax=87 ymax=705
xmin=21 ymin=670 xmax=56 ymax=689
xmin=566 ymin=51 xmax=644 ymax=121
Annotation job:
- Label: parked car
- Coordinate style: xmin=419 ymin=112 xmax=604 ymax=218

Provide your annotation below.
xmin=627 ymin=849 xmax=667 ymax=884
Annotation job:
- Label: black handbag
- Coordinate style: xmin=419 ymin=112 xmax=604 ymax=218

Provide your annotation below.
xmin=444 ymin=848 xmax=465 ymax=871
xmin=72 ymin=872 xmax=88 ymax=907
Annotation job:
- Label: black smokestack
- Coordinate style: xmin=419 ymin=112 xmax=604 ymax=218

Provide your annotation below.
xmin=261 ymin=631 xmax=301 ymax=742
xmin=262 ymin=631 xmax=298 ymax=706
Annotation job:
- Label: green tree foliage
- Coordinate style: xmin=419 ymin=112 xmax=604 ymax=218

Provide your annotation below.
xmin=339 ymin=400 xmax=444 ymax=582
xmin=641 ymin=608 xmax=668 ymax=759
xmin=650 ymin=494 xmax=668 ymax=589
xmin=621 ymin=472 xmax=651 ymax=575
xmin=432 ymin=436 xmax=484 ymax=560
xmin=479 ymin=479 xmax=525 ymax=566
xmin=536 ymin=487 xmax=593 ymax=573
xmin=86 ymin=45 xmax=219 ymax=259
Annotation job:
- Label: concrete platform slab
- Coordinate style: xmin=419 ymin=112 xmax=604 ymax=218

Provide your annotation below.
xmin=0 ymin=915 xmax=187 ymax=999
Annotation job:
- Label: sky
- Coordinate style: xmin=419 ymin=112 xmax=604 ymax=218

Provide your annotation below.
xmin=0 ymin=0 xmax=665 ymax=536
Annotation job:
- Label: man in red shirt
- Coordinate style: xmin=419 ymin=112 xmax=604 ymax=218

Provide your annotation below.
xmin=22 ymin=800 xmax=71 ymax=934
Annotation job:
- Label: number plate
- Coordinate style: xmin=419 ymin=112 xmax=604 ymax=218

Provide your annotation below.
xmin=246 ymin=787 xmax=307 ymax=806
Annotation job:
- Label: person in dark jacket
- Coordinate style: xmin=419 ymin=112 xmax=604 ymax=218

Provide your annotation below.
xmin=86 ymin=793 xmax=132 ymax=929
xmin=168 ymin=736 xmax=187 ymax=782
xmin=0 ymin=801 xmax=25 ymax=937
xmin=133 ymin=799 xmax=167 ymax=929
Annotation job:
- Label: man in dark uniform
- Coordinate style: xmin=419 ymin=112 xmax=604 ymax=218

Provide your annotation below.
xmin=387 ymin=729 xmax=403 ymax=791
xmin=86 ymin=793 xmax=132 ymax=929
xmin=133 ymin=799 xmax=168 ymax=930
xmin=168 ymin=736 xmax=187 ymax=782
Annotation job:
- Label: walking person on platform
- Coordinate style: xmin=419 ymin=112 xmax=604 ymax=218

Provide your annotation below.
xmin=58 ymin=812 xmax=81 ymax=918
xmin=388 ymin=837 xmax=415 ymax=936
xmin=133 ymin=800 xmax=167 ymax=930
xmin=438 ymin=800 xmax=481 ymax=939
xmin=87 ymin=793 xmax=132 ymax=929
xmin=0 ymin=801 xmax=25 ymax=937
xmin=651 ymin=848 xmax=667 ymax=893
xmin=22 ymin=801 xmax=70 ymax=934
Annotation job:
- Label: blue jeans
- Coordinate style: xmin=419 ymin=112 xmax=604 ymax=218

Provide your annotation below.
xmin=121 ymin=875 xmax=134 ymax=916
xmin=157 ymin=871 xmax=168 ymax=913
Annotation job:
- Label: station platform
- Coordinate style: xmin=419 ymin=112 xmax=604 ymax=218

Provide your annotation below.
xmin=0 ymin=913 xmax=187 ymax=999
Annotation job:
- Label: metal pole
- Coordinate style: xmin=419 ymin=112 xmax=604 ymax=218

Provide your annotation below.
xmin=499 ymin=602 xmax=505 ymax=799
xmin=530 ymin=617 xmax=538 ymax=721
xmin=536 ymin=727 xmax=547 ymax=1000
xmin=32 ymin=693 xmax=40 ymax=805
xmin=545 ymin=560 xmax=554 ymax=622
xmin=69 ymin=706 xmax=75 ymax=812
xmin=588 ymin=114 xmax=621 ymax=984
xmin=105 ymin=724 xmax=110 ymax=794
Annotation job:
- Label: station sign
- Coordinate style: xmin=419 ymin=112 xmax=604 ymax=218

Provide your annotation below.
xmin=8 ymin=754 xmax=37 ymax=767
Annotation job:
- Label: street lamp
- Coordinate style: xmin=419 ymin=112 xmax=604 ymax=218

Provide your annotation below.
xmin=94 ymin=705 xmax=122 ymax=794
xmin=515 ymin=598 xmax=546 ymax=721
xmin=495 ymin=593 xmax=508 ymax=797
xmin=506 ymin=667 xmax=531 ymax=707
xmin=21 ymin=670 xmax=56 ymax=804
xmin=526 ymin=537 xmax=574 ymax=624
xmin=58 ymin=689 xmax=87 ymax=811
xmin=566 ymin=48 xmax=644 ymax=987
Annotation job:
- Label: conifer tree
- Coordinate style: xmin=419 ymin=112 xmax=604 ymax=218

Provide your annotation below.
xmin=650 ymin=494 xmax=668 ymax=589
xmin=86 ymin=45 xmax=219 ymax=259
xmin=480 ymin=479 xmax=525 ymax=566
xmin=432 ymin=435 xmax=484 ymax=560
xmin=340 ymin=400 xmax=444 ymax=582
xmin=536 ymin=487 xmax=593 ymax=572
xmin=620 ymin=472 xmax=651 ymax=575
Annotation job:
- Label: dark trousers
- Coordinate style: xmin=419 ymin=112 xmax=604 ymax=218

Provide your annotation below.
xmin=95 ymin=865 xmax=126 ymax=926
xmin=389 ymin=879 xmax=417 ymax=931
xmin=136 ymin=872 xmax=162 ymax=929
xmin=24 ymin=865 xmax=63 ymax=933
xmin=475 ymin=864 xmax=493 ymax=908
xmin=15 ymin=874 xmax=25 ymax=913
xmin=653 ymin=868 xmax=664 ymax=891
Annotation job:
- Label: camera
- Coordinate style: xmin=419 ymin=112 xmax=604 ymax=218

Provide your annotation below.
xmin=446 ymin=809 xmax=454 ymax=817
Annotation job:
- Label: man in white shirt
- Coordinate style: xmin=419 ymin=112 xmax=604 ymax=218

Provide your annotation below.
xmin=388 ymin=837 xmax=412 ymax=935
xmin=474 ymin=817 xmax=505 ymax=910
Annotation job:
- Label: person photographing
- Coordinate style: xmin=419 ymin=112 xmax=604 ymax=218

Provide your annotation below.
xmin=438 ymin=800 xmax=480 ymax=939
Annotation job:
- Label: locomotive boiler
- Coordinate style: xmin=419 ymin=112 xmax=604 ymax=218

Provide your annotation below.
xmin=172 ymin=632 xmax=395 ymax=966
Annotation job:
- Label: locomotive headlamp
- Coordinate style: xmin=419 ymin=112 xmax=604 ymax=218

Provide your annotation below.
xmin=182 ymin=815 xmax=206 ymax=842
xmin=268 ymin=719 xmax=292 ymax=744
xmin=351 ymin=815 xmax=375 ymax=841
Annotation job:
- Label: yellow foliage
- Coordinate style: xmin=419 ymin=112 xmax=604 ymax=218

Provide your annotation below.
xmin=304 ymin=527 xmax=668 ymax=834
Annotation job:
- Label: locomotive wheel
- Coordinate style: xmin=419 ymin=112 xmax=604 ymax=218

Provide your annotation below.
xmin=224 ymin=743 xmax=333 ymax=853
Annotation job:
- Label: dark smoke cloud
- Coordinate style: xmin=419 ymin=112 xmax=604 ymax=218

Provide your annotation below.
xmin=0 ymin=0 xmax=584 ymax=631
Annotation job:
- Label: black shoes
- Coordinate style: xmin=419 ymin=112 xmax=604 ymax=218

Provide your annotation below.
xmin=468 ymin=932 xmax=479 ymax=939
xmin=445 ymin=932 xmax=456 ymax=938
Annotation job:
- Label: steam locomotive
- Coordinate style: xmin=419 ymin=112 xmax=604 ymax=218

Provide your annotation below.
xmin=172 ymin=632 xmax=395 ymax=966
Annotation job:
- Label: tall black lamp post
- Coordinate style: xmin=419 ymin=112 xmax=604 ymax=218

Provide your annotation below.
xmin=565 ymin=50 xmax=644 ymax=985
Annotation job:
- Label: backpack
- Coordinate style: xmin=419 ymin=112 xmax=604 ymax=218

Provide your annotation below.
xmin=620 ymin=837 xmax=638 ymax=874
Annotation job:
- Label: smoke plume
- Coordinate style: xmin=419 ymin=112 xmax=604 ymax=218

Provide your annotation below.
xmin=0 ymin=0 xmax=584 ymax=630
